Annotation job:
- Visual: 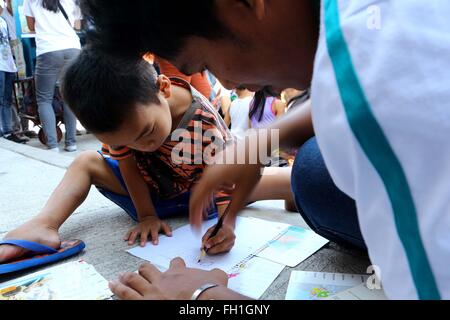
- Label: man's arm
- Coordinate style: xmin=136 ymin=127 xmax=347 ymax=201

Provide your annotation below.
xmin=269 ymin=99 xmax=314 ymax=148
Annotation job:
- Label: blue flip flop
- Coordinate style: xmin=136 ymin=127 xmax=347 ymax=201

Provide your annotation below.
xmin=0 ymin=239 xmax=86 ymax=275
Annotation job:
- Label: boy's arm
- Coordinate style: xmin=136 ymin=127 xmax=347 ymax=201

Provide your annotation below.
xmin=118 ymin=156 xmax=157 ymax=220
xmin=119 ymin=156 xmax=172 ymax=246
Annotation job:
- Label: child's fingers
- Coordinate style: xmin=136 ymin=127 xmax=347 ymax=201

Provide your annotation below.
xmin=205 ymin=232 xmax=227 ymax=250
xmin=128 ymin=230 xmax=139 ymax=245
xmin=140 ymin=231 xmax=149 ymax=247
xmin=207 ymin=238 xmax=235 ymax=255
xmin=201 ymin=226 xmax=214 ymax=244
xmin=162 ymin=223 xmax=172 ymax=237
xmin=123 ymin=230 xmax=132 ymax=241
xmin=150 ymin=229 xmax=159 ymax=245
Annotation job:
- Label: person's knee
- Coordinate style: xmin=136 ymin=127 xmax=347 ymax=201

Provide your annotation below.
xmin=71 ymin=151 xmax=103 ymax=173
xmin=291 ymin=138 xmax=323 ymax=203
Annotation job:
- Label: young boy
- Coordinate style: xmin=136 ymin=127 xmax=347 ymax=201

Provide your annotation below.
xmin=0 ymin=49 xmax=295 ymax=262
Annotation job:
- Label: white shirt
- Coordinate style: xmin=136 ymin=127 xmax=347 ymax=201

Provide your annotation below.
xmin=312 ymin=0 xmax=450 ymax=299
xmin=229 ymin=96 xmax=252 ymax=139
xmin=0 ymin=17 xmax=16 ymax=72
xmin=1 ymin=8 xmax=16 ymax=41
xmin=23 ymin=0 xmax=81 ymax=56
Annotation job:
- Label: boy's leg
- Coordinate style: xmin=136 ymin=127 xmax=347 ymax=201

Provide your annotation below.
xmin=0 ymin=151 xmax=128 ymax=262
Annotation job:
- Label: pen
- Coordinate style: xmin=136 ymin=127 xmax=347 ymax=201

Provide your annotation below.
xmin=197 ymin=201 xmax=232 ymax=263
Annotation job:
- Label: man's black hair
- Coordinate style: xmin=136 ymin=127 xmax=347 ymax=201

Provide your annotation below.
xmin=62 ymin=48 xmax=160 ymax=134
xmin=80 ymin=0 xmax=229 ymax=60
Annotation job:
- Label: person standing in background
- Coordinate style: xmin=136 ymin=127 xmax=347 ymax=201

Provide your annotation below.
xmin=249 ymin=91 xmax=286 ymax=129
xmin=24 ymin=0 xmax=82 ymax=152
xmin=2 ymin=0 xmax=35 ymax=139
xmin=154 ymin=56 xmax=212 ymax=99
xmin=0 ymin=2 xmax=28 ymax=143
xmin=224 ymin=86 xmax=253 ymax=139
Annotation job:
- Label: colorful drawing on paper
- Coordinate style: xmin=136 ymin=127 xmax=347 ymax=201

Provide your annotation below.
xmin=0 ymin=274 xmax=53 ymax=300
xmin=288 ymin=284 xmax=352 ymax=300
xmin=267 ymin=226 xmax=307 ymax=250
xmin=228 ymin=261 xmax=249 ymax=279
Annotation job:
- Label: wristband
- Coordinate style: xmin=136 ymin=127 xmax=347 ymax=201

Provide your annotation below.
xmin=190 ymin=283 xmax=220 ymax=300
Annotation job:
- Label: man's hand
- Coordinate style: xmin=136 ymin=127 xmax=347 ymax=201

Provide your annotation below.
xmin=124 ymin=216 xmax=172 ymax=247
xmin=202 ymin=223 xmax=236 ymax=255
xmin=109 ymin=258 xmax=229 ymax=300
xmin=0 ymin=218 xmax=61 ymax=263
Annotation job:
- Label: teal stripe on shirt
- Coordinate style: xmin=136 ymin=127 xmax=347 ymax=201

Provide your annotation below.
xmin=323 ymin=0 xmax=440 ymax=299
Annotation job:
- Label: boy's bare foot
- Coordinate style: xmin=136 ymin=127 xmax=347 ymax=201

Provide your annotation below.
xmin=0 ymin=219 xmax=61 ymax=263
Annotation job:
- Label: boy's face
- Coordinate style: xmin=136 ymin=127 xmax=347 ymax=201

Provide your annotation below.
xmin=96 ymin=97 xmax=172 ymax=152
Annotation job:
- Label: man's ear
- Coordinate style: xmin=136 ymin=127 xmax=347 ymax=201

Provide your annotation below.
xmin=157 ymin=75 xmax=171 ymax=99
xmin=216 ymin=0 xmax=266 ymax=21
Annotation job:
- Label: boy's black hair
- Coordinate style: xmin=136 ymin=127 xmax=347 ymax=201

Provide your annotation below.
xmin=62 ymin=48 xmax=160 ymax=134
xmin=80 ymin=0 xmax=230 ymax=60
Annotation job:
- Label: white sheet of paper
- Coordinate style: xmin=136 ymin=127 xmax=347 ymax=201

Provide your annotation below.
xmin=0 ymin=261 xmax=112 ymax=300
xmin=285 ymin=271 xmax=368 ymax=300
xmin=327 ymin=283 xmax=388 ymax=300
xmin=127 ymin=217 xmax=289 ymax=272
xmin=256 ymin=226 xmax=329 ymax=267
xmin=228 ymin=256 xmax=285 ymax=299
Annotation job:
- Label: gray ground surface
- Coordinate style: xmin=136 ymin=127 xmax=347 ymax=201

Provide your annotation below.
xmin=0 ymin=134 xmax=371 ymax=299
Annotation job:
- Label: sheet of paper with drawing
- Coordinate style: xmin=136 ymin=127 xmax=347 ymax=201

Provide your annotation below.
xmin=256 ymin=226 xmax=329 ymax=267
xmin=0 ymin=260 xmax=112 ymax=300
xmin=127 ymin=217 xmax=289 ymax=272
xmin=228 ymin=256 xmax=285 ymax=299
xmin=326 ymin=283 xmax=388 ymax=300
xmin=286 ymin=271 xmax=369 ymax=300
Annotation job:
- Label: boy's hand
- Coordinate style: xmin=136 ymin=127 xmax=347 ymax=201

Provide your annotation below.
xmin=124 ymin=216 xmax=172 ymax=247
xmin=0 ymin=218 xmax=61 ymax=263
xmin=201 ymin=223 xmax=236 ymax=255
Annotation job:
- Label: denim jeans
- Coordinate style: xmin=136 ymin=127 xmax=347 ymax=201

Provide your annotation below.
xmin=35 ymin=49 xmax=80 ymax=148
xmin=291 ymin=137 xmax=367 ymax=250
xmin=0 ymin=71 xmax=15 ymax=136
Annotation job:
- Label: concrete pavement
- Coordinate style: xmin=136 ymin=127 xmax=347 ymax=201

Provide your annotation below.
xmin=0 ymin=135 xmax=371 ymax=299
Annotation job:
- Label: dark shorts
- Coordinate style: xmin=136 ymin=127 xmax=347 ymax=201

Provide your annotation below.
xmin=97 ymin=153 xmax=218 ymax=222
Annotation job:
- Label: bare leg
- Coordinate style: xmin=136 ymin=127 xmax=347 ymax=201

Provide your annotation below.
xmin=249 ymin=167 xmax=297 ymax=211
xmin=37 ymin=151 xmax=128 ymax=228
xmin=0 ymin=151 xmax=127 ymax=262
